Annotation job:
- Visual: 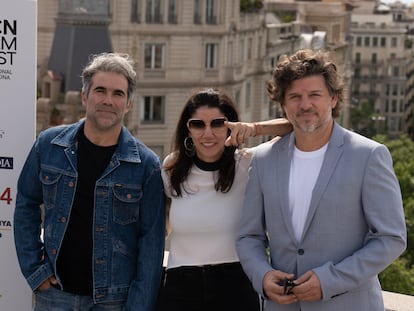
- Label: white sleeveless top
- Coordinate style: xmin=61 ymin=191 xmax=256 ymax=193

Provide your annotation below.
xmin=162 ymin=149 xmax=252 ymax=269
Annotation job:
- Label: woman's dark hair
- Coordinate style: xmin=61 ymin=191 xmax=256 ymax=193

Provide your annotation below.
xmin=165 ymin=88 xmax=239 ymax=197
xmin=267 ymin=49 xmax=344 ymax=118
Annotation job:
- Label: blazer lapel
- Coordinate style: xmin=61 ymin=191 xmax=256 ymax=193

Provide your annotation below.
xmin=277 ymin=133 xmax=298 ymax=242
xmin=300 ymin=123 xmax=345 ymax=242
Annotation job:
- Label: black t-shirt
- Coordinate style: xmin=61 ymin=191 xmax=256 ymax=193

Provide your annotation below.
xmin=56 ymin=127 xmax=117 ymax=295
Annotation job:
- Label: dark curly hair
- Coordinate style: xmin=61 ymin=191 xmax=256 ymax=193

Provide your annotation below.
xmin=267 ymin=49 xmax=344 ymax=118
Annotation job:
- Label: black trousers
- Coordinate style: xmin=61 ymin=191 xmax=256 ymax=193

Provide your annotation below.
xmin=155 ymin=262 xmax=260 ymax=311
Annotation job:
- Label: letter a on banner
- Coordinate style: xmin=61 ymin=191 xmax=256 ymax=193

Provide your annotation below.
xmin=0 ymin=0 xmax=36 ymax=310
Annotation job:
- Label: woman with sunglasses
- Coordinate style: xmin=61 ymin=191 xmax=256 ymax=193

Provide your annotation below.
xmin=155 ymin=88 xmax=291 ymax=311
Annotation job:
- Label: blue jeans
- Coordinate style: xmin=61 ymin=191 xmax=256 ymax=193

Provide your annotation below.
xmin=33 ymin=287 xmax=125 ymax=311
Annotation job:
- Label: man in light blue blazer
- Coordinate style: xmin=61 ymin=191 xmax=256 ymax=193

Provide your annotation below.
xmin=236 ymin=49 xmax=407 ymax=311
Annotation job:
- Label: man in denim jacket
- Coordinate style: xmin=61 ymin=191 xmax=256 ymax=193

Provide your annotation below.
xmin=14 ymin=53 xmax=165 ymax=311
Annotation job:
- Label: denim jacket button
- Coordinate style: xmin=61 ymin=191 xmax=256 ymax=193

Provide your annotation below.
xmin=60 ymin=217 xmax=67 ymax=223
xmin=52 ymin=249 xmax=57 ymax=255
xmin=68 ymin=181 xmax=74 ymax=187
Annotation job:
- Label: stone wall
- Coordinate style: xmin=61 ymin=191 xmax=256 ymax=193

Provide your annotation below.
xmin=383 ymin=291 xmax=414 ymax=311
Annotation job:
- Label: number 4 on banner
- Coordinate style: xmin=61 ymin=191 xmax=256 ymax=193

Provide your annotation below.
xmin=0 ymin=187 xmax=12 ymax=205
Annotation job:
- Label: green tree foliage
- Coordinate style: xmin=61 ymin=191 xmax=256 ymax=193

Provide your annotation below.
xmin=269 ymin=10 xmax=296 ymax=23
xmin=375 ymin=135 xmax=414 ymax=295
xmin=240 ymin=0 xmax=263 ymax=12
xmin=350 ymin=101 xmax=375 ymax=137
xmin=379 ymin=258 xmax=414 ymax=295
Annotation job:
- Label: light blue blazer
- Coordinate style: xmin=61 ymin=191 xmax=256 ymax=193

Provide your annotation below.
xmin=236 ymin=122 xmax=407 ymax=311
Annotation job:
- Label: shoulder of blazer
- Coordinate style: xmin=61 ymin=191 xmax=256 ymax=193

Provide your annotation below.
xmin=252 ymin=133 xmax=291 ymax=160
xmin=332 ymin=122 xmax=381 ymax=151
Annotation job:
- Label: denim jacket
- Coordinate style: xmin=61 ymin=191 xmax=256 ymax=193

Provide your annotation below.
xmin=14 ymin=121 xmax=165 ymax=311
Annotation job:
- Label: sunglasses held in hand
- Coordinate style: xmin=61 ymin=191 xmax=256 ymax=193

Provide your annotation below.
xmin=278 ymin=278 xmax=296 ymax=295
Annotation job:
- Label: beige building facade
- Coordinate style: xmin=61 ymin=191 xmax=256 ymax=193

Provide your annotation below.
xmin=265 ymin=0 xmax=354 ymax=127
xmin=37 ymin=0 xmax=279 ymax=156
xmin=37 ymin=0 xmax=353 ymax=157
xmin=351 ymin=1 xmax=414 ymax=138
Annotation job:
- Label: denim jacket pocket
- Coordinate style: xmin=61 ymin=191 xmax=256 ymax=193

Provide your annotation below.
xmin=40 ymin=168 xmax=62 ymax=210
xmin=112 ymin=183 xmax=142 ymax=225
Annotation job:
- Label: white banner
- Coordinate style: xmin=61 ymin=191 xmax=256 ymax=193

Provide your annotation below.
xmin=0 ymin=0 xmax=37 ymax=310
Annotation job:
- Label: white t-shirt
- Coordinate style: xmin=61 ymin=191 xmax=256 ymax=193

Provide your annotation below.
xmin=289 ymin=144 xmax=327 ymax=243
xmin=162 ymin=149 xmax=252 ymax=269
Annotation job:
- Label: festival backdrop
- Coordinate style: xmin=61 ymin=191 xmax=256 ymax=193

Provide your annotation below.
xmin=0 ymin=0 xmax=37 ymax=309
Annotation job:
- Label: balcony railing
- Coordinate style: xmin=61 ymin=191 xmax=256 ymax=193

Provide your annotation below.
xmin=383 ymin=291 xmax=414 ymax=311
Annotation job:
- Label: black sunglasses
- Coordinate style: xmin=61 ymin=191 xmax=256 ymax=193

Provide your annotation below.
xmin=187 ymin=117 xmax=227 ymax=131
xmin=278 ymin=278 xmax=296 ymax=295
